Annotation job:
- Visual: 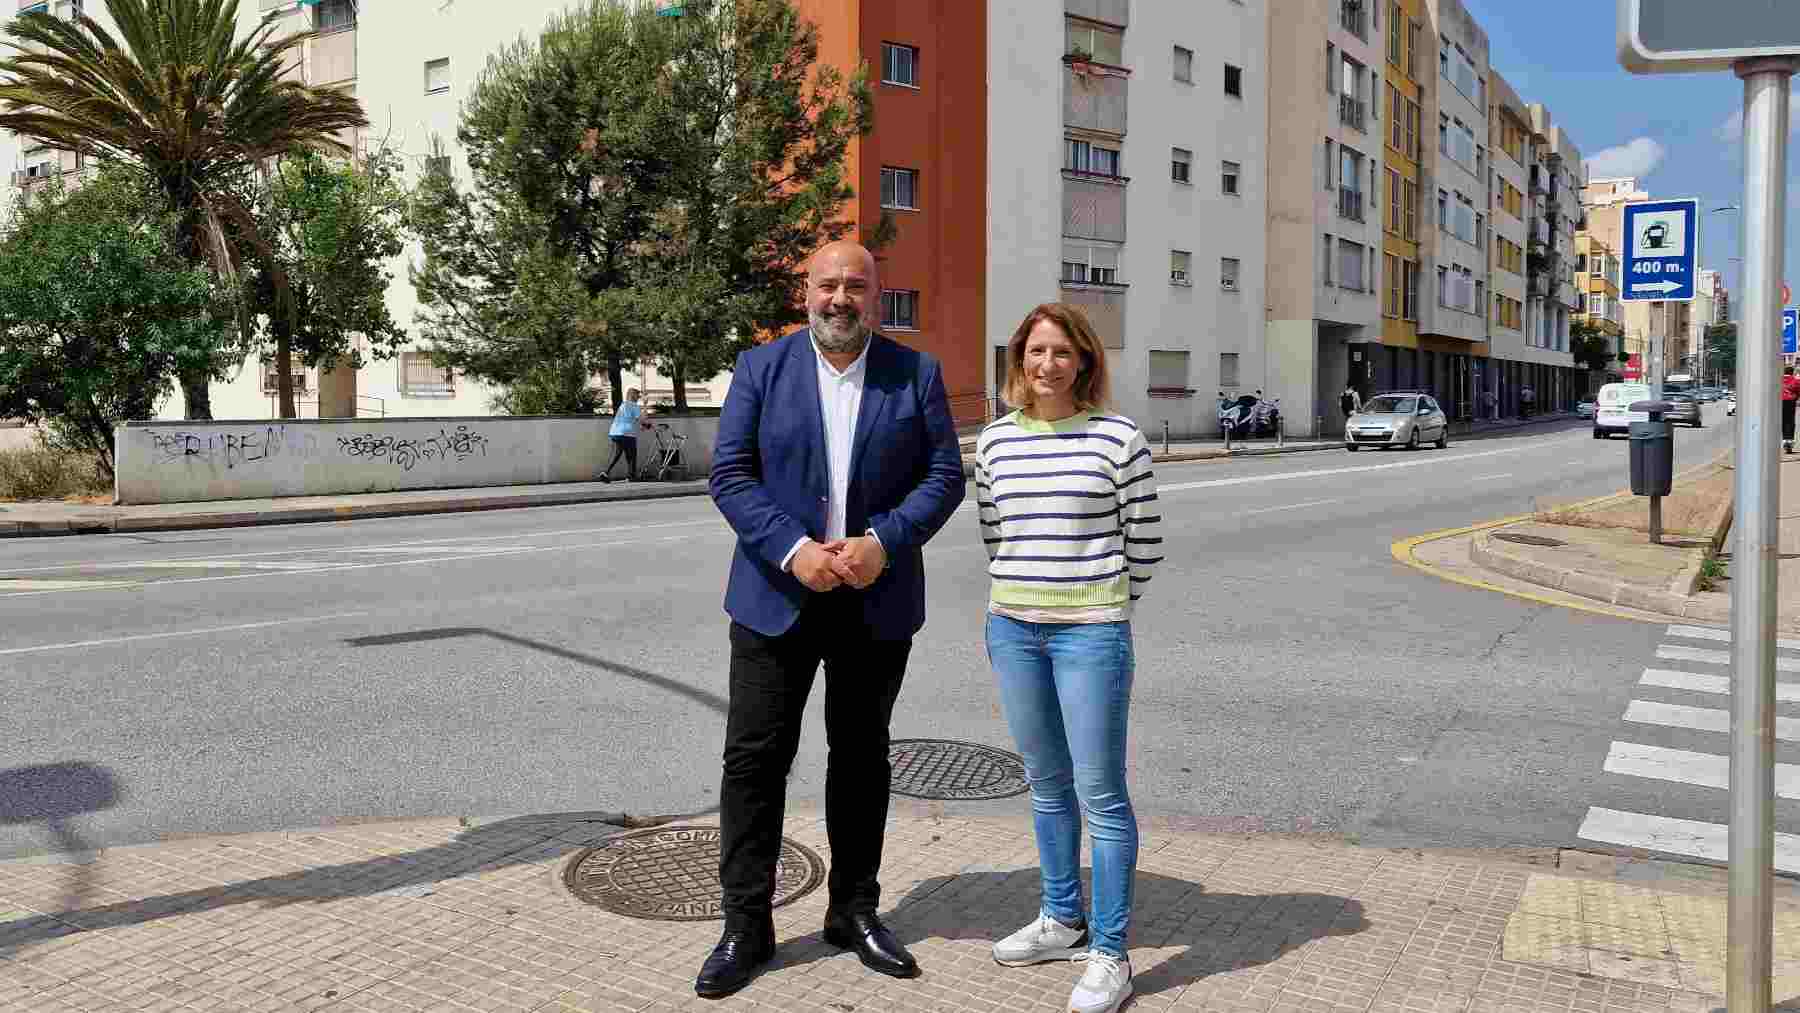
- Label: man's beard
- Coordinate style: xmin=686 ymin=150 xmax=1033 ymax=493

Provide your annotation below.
xmin=809 ymin=305 xmax=871 ymax=354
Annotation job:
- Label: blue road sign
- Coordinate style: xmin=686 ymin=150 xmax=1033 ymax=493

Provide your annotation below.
xmin=1622 ymin=199 xmax=1698 ymax=302
xmin=1786 ymin=308 xmax=1798 ymax=356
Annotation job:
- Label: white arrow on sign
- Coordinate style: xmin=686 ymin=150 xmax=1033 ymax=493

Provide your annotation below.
xmin=1632 ymin=280 xmax=1682 ymax=294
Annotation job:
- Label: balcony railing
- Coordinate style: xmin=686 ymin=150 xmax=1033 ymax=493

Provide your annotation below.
xmin=1058 ymin=280 xmax=1127 ymax=349
xmin=1064 ymin=175 xmax=1128 ymax=243
xmin=307 ymin=25 xmax=355 ymax=86
xmin=1065 ymin=0 xmax=1128 ymax=26
xmin=1064 ymin=65 xmax=1129 ymax=135
xmin=1338 ymin=94 xmax=1366 ymax=132
xmin=1340 ymin=0 xmax=1367 ymax=38
xmin=1338 ymin=187 xmax=1365 ymax=223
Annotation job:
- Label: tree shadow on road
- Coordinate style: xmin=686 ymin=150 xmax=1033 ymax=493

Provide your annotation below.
xmin=766 ymin=867 xmax=1368 ymax=997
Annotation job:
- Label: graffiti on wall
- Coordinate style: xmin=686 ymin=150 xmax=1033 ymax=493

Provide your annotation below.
xmin=144 ymin=424 xmax=490 ymax=473
xmin=336 ymin=426 xmax=489 ymax=472
xmin=147 ymin=426 xmax=323 ymax=469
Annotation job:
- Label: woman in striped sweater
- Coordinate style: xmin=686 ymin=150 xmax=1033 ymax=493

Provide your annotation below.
xmin=974 ymin=303 xmax=1160 ymax=1013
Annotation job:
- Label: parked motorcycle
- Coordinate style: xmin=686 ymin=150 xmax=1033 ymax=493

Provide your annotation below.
xmin=1217 ymin=392 xmax=1255 ymax=439
xmin=1251 ymin=393 xmax=1282 ymax=437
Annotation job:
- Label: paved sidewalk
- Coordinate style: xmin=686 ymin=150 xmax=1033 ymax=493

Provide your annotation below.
xmin=2 ymin=802 xmax=1794 ymax=1013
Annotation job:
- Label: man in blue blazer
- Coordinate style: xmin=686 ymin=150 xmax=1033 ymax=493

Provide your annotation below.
xmin=698 ymin=241 xmax=966 ymax=998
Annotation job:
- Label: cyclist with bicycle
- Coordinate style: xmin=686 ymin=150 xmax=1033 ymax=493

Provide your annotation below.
xmin=599 ymin=388 xmax=648 ymax=482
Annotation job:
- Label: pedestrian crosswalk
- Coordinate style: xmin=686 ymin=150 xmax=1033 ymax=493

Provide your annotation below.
xmin=1577 ymin=626 xmax=1800 ymax=871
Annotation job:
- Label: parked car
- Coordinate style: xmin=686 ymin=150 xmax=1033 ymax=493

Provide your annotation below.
xmin=1665 ymin=392 xmax=1703 ymax=428
xmin=1727 ymin=394 xmax=1737 ymax=417
xmin=1594 ymin=381 xmax=1651 ymax=439
xmin=1345 ymin=392 xmax=1450 ymax=451
xmin=1576 ymin=398 xmax=1596 ymax=419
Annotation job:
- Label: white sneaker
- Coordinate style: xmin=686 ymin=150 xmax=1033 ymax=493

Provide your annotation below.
xmin=1068 ymin=950 xmax=1132 ymax=1013
xmin=991 ymin=911 xmax=1089 ymax=967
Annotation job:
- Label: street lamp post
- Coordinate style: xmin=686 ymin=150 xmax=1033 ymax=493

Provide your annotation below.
xmin=1709 ymin=205 xmax=1741 ymax=387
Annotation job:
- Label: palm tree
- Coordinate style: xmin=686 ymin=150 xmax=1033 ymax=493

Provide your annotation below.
xmin=0 ymin=0 xmax=368 ymax=418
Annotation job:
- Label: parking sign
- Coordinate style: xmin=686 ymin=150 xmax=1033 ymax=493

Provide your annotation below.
xmin=1785 ymin=308 xmax=1798 ymax=356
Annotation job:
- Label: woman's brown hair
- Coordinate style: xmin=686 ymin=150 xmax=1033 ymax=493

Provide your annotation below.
xmin=1002 ymin=302 xmax=1112 ymax=413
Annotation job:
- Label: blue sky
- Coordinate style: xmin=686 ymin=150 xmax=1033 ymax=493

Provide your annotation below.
xmin=1467 ymin=0 xmax=1772 ymax=310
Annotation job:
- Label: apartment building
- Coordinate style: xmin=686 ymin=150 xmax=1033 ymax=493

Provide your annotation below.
xmin=1485 ymin=71 xmax=1530 ymax=407
xmin=794 ymin=0 xmax=988 ymax=425
xmin=1375 ymin=0 xmax=1428 ymax=414
xmin=1575 ymin=237 xmax=1623 ymax=340
xmin=991 ymin=0 xmax=1267 ymax=438
xmin=1413 ymin=0 xmax=1488 ymax=417
xmin=1265 ymin=0 xmax=1384 ymax=436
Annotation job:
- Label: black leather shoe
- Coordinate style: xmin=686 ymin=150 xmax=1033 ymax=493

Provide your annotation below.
xmin=823 ymin=910 xmax=919 ymax=978
xmin=694 ymin=926 xmax=775 ymax=999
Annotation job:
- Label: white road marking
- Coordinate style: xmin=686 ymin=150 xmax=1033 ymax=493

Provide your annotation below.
xmin=0 ymin=532 xmax=728 ymax=600
xmin=1638 ymin=667 xmax=1800 ymax=701
xmin=116 ymin=560 xmax=332 ymax=571
xmin=0 ymin=612 xmax=369 ymax=657
xmin=0 ymin=519 xmax=721 ymax=577
xmin=1260 ymin=498 xmax=1342 ymax=514
xmin=1577 ymin=806 xmax=1800 ymax=873
xmin=1471 ymin=474 xmax=1514 ymax=482
xmin=1602 ymin=741 xmax=1800 ymax=798
xmin=1623 ymin=699 xmax=1800 ymax=741
xmin=1158 ymin=440 xmax=1578 ymax=495
xmin=1657 ymin=644 xmax=1800 ymax=671
xmin=0 ymin=579 xmax=143 ymax=592
xmin=1666 ymin=624 xmax=1800 ymax=651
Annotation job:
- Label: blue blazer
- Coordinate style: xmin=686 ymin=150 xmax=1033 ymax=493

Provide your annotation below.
xmin=710 ymin=328 xmax=968 ymax=639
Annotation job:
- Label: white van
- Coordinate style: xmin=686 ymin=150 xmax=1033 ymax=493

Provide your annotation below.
xmin=1594 ymin=382 xmax=1651 ymax=439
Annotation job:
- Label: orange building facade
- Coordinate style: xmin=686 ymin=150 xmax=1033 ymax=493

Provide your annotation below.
xmin=792 ymin=0 xmax=989 ymax=425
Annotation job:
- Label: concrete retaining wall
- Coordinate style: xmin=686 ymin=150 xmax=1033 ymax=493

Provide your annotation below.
xmin=114 ymin=415 xmax=719 ymax=505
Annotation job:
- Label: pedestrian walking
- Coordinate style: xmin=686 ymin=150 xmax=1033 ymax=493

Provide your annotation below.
xmin=1339 ymin=384 xmax=1362 ymax=424
xmin=1520 ymin=384 xmax=1535 ymax=420
xmin=975 ymin=303 xmax=1161 ymax=1013
xmin=1782 ymin=365 xmax=1799 ymax=454
xmin=599 ymin=388 xmax=646 ymax=482
xmin=1480 ymin=388 xmax=1497 ymax=422
xmin=698 ymin=241 xmax=966 ymax=999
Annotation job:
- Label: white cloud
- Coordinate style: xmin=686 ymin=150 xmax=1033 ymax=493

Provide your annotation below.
xmin=1584 ymin=137 xmax=1668 ymax=180
xmin=1716 ymin=87 xmax=1800 ymax=142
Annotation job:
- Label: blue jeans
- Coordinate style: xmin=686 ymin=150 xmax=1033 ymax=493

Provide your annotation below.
xmin=985 ymin=614 xmax=1137 ymax=957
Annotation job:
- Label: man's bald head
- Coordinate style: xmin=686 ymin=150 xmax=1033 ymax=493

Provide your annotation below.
xmin=806 ymin=240 xmax=878 ymax=355
xmin=808 ymin=240 xmax=877 ymax=287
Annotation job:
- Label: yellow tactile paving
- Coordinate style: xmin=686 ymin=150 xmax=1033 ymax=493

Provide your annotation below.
xmin=1514 ymin=876 xmax=1580 ymax=922
xmin=1655 ymin=892 xmax=1725 ymax=941
xmin=1500 ymin=913 xmax=1589 ymax=972
xmin=1582 ymin=921 xmax=1673 ymax=962
xmin=1577 ymin=880 xmax=1666 ymax=933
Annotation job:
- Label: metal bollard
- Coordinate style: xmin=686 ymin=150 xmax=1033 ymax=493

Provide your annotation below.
xmin=1223 ymin=422 xmax=1232 ymax=452
xmin=1163 ymin=419 xmax=1170 ymax=455
xmin=1277 ymin=417 xmax=1285 ymax=447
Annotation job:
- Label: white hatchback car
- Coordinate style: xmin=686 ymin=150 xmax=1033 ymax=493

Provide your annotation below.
xmin=1345 ymin=393 xmax=1450 ymax=451
xmin=1594 ymin=382 xmax=1651 ymax=439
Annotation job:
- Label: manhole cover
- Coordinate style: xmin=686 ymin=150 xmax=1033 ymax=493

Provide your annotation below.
xmin=889 ymin=739 xmax=1029 ymax=800
xmin=1494 ymin=532 xmax=1567 ymax=548
xmin=562 ymin=825 xmax=823 ymax=921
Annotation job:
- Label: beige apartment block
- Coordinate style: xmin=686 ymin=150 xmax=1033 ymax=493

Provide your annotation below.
xmin=1265 ymin=0 xmax=1387 ymax=436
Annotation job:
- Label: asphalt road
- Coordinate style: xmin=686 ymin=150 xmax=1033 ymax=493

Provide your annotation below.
xmin=0 ymin=408 xmax=1759 ymax=865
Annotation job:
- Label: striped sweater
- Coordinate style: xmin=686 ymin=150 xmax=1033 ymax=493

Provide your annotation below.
xmin=974 ymin=410 xmax=1163 ymax=607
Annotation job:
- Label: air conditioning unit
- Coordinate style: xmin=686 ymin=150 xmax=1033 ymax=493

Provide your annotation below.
xmin=1221 ymin=277 xmax=1238 ymax=291
xmin=1170 ymin=270 xmax=1188 ymax=283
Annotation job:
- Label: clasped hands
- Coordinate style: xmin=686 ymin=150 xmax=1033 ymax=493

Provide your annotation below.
xmin=791 ymin=535 xmax=885 ymax=592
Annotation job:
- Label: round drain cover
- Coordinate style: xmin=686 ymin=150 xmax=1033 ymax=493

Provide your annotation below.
xmin=1494 ymin=532 xmax=1567 ymax=548
xmin=889 ymin=739 xmax=1029 ymax=800
xmin=563 ymin=825 xmax=823 ymax=921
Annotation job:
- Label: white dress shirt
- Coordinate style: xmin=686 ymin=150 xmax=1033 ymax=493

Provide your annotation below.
xmin=781 ymin=337 xmax=874 ymax=572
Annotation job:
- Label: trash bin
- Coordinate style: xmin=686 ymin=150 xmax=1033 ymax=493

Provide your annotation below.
xmin=1628 ymin=400 xmax=1673 ymax=497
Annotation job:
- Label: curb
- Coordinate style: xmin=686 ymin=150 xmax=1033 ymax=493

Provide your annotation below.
xmin=1467 ymin=529 xmax=1726 ymax=622
xmin=0 ymin=481 xmax=712 ymax=538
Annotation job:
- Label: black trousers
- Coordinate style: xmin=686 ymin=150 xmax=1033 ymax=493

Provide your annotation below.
xmin=1783 ymin=400 xmax=1796 ymax=442
xmin=717 ymin=593 xmax=911 ymax=928
xmin=603 ymin=435 xmax=637 ymax=478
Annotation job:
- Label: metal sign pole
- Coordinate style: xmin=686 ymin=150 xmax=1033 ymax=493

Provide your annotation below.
xmin=1728 ymin=55 xmax=1796 ymax=1013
